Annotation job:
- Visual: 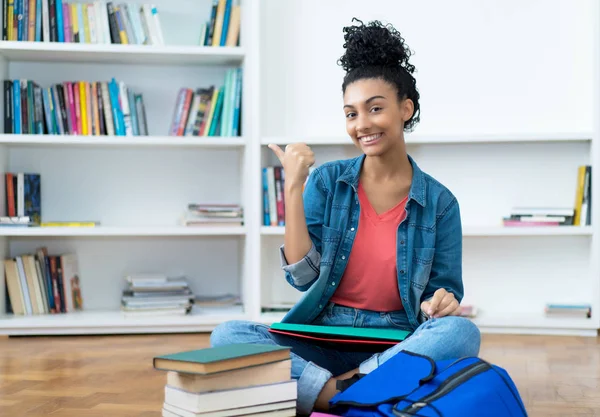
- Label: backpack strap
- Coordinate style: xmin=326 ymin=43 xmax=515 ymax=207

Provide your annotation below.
xmin=330 ymin=350 xmax=437 ymax=410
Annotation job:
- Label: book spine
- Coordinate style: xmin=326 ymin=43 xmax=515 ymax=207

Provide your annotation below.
xmin=48 ymin=0 xmax=56 ymax=41
xmin=54 ymin=0 xmax=62 ymax=41
xmin=4 ymin=80 xmax=12 ymax=134
xmin=41 ymin=0 xmax=49 ymax=41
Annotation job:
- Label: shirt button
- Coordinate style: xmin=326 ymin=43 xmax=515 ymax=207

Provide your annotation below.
xmin=319 ymin=305 xmax=322 ymax=308
xmin=400 ymin=240 xmax=405 ymax=245
xmin=341 ymin=255 xmax=346 ymax=260
xmin=350 ymin=227 xmax=355 ymax=231
xmin=400 ymin=270 xmax=405 ymax=274
xmin=331 ymin=282 xmax=336 ymax=286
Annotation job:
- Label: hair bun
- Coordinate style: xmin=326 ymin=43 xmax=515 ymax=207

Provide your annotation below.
xmin=338 ymin=18 xmax=415 ymax=75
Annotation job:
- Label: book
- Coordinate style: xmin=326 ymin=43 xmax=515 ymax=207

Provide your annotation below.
xmin=163 ymin=380 xmax=297 ymax=414
xmin=268 ymin=322 xmax=410 ymax=346
xmin=162 ymin=400 xmax=296 ymax=417
xmin=153 ymin=344 xmax=291 ymax=375
xmin=166 ymin=359 xmax=291 ymax=393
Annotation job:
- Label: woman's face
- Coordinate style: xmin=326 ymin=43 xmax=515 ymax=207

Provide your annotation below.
xmin=343 ymin=78 xmax=413 ymax=157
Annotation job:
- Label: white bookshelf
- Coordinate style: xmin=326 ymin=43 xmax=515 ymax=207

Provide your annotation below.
xmin=256 ymin=0 xmax=600 ymax=338
xmin=0 ymin=0 xmax=259 ymax=335
xmin=0 ymin=0 xmax=599 ymax=338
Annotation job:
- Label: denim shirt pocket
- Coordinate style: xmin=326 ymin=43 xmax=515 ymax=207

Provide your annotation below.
xmin=411 ymin=248 xmax=435 ymax=289
xmin=320 ymin=225 xmax=342 ymax=266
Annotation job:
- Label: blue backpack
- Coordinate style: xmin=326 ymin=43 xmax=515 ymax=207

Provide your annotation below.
xmin=329 ymin=350 xmax=528 ymax=417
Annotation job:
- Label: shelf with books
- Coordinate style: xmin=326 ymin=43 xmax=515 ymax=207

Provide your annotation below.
xmin=0 ymin=306 xmax=248 ymax=335
xmin=0 ymin=41 xmax=245 ymax=65
xmin=0 ymin=225 xmax=247 ymax=237
xmin=260 ymin=132 xmax=594 ymax=146
xmin=0 ymin=134 xmax=247 ymax=148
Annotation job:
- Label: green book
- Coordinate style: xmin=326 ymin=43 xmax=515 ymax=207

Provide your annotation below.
xmin=153 ymin=343 xmax=291 ymax=375
xmin=269 ymin=322 xmax=410 ymax=345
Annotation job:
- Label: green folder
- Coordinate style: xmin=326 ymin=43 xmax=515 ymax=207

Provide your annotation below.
xmin=269 ymin=322 xmax=410 ymax=345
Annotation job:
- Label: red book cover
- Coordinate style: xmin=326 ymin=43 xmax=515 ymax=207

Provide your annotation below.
xmin=5 ymin=173 xmax=15 ymax=217
xmin=268 ymin=328 xmax=398 ymax=346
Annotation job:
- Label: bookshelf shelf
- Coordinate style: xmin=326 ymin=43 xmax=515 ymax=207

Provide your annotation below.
xmin=462 ymin=226 xmax=593 ymax=237
xmin=0 ymin=306 xmax=248 ymax=335
xmin=0 ymin=41 xmax=245 ymax=66
xmin=261 ymin=132 xmax=594 ymax=146
xmin=471 ymin=313 xmax=598 ymax=336
xmin=261 ymin=226 xmax=593 ymax=237
xmin=0 ymin=134 xmax=246 ymax=148
xmin=0 ymin=226 xmax=247 ymax=237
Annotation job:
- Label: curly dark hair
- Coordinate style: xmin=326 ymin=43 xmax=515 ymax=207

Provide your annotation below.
xmin=338 ymin=18 xmax=421 ymax=131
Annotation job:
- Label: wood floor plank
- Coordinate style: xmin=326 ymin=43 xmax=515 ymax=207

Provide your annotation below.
xmin=0 ymin=332 xmax=598 ymax=416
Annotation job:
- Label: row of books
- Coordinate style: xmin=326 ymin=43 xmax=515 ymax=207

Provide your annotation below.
xmin=4 ymin=172 xmax=41 ymax=225
xmin=199 ymin=0 xmax=240 ymax=47
xmin=4 ymin=249 xmax=83 ymax=315
xmin=262 ymin=166 xmax=285 ymax=227
xmin=154 ymin=344 xmax=296 ymax=416
xmin=169 ymin=68 xmax=242 ymax=137
xmin=181 ymin=203 xmax=243 ymax=227
xmin=2 ymin=0 xmax=165 ymax=45
xmin=3 ymin=78 xmax=149 ymax=136
xmin=121 ymin=273 xmax=194 ymax=317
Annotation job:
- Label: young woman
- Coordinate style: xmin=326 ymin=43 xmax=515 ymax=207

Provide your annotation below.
xmin=210 ymin=18 xmax=481 ymax=416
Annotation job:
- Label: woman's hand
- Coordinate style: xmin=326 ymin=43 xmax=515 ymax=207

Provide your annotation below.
xmin=268 ymin=143 xmax=315 ymax=189
xmin=421 ymin=288 xmax=461 ymax=318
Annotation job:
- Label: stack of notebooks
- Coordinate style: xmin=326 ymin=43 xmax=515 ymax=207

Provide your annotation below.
xmin=153 ymin=344 xmax=297 ymax=416
xmin=181 ymin=204 xmax=243 ymax=227
xmin=121 ymin=274 xmax=194 ymax=317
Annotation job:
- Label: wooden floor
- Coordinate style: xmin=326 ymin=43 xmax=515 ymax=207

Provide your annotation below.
xmin=0 ymin=332 xmax=599 ymax=416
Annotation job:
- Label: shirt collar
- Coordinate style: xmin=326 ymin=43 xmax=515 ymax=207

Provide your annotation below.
xmin=336 ymin=153 xmax=426 ymax=207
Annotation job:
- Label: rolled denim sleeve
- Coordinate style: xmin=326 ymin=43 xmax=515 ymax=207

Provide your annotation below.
xmin=279 ymin=167 xmax=329 ymax=292
xmin=279 ymin=242 xmax=321 ymax=290
xmin=421 ymin=196 xmax=464 ymax=304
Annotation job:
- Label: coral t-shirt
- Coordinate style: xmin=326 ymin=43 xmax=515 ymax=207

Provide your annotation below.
xmin=330 ymin=182 xmax=407 ymax=312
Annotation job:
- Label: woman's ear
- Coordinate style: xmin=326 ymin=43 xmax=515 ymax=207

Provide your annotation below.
xmin=401 ymin=98 xmax=414 ymax=122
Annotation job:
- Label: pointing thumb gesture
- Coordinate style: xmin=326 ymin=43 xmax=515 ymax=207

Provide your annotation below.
xmin=268 ymin=144 xmax=285 ymax=164
xmin=267 ymin=142 xmax=315 ymax=189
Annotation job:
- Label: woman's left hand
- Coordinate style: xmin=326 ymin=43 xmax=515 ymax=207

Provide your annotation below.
xmin=421 ymin=288 xmax=461 ymax=318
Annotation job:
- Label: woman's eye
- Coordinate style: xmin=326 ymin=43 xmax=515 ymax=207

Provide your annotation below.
xmin=371 ymin=106 xmax=382 ymax=112
xmin=346 ymin=112 xmax=356 ymax=118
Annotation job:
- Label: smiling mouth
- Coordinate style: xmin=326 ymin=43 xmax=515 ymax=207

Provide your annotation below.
xmin=359 ymin=133 xmax=383 ymax=143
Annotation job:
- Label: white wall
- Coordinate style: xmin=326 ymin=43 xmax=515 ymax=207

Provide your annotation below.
xmin=260 ymin=0 xmax=594 ymax=137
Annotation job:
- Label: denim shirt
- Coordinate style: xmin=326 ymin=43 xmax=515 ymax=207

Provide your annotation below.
xmin=278 ymin=153 xmax=463 ymax=331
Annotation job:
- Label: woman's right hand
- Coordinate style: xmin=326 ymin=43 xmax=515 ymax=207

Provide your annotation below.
xmin=268 ymin=143 xmax=315 ymax=189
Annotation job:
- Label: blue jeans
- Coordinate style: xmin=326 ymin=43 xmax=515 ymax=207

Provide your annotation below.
xmin=210 ymin=302 xmax=481 ymax=415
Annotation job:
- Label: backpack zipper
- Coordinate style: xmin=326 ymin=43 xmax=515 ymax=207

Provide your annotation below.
xmin=393 ymin=360 xmax=490 ymax=416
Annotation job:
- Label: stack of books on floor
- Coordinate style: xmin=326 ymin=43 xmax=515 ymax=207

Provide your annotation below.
xmin=544 ymin=303 xmax=591 ymax=319
xmin=153 ymin=344 xmax=296 ymax=416
xmin=502 ymin=207 xmax=575 ymax=227
xmin=181 ymin=204 xmax=243 ymax=227
xmin=121 ymin=274 xmax=194 ymax=317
